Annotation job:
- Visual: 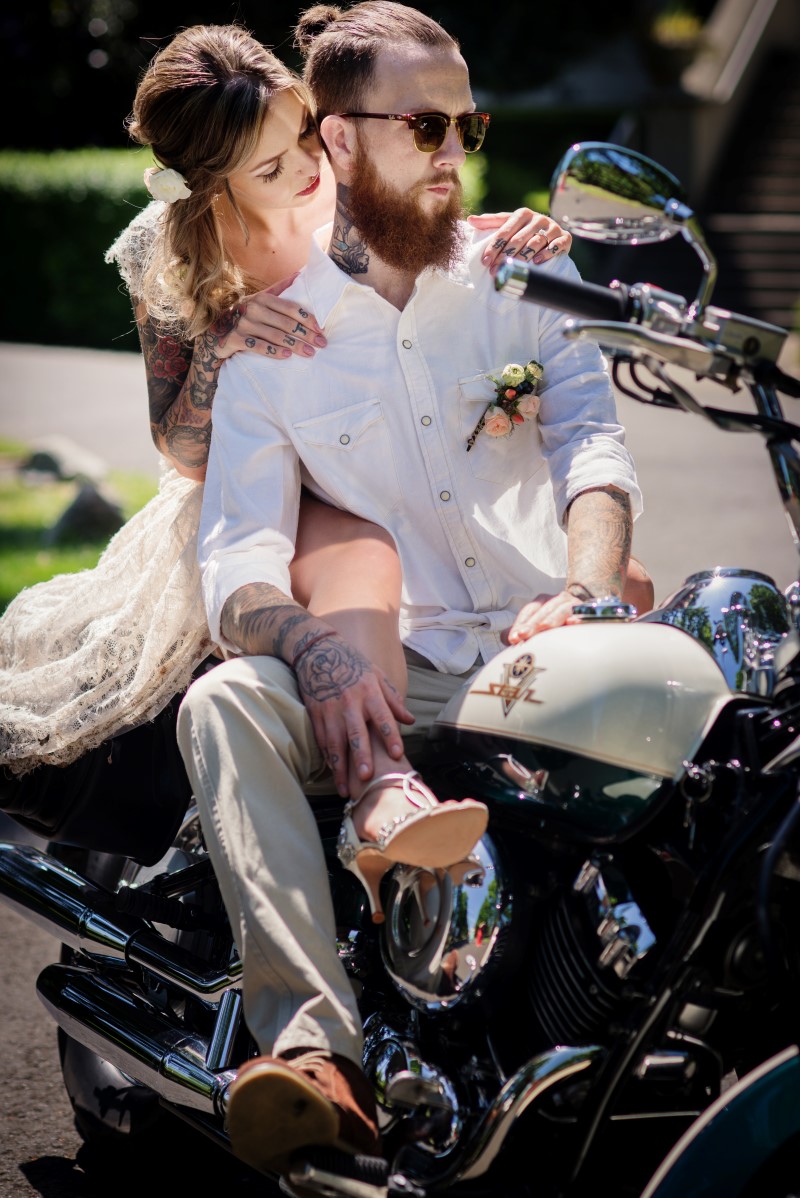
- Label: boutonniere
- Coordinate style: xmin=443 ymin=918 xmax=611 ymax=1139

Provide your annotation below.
xmin=466 ymin=360 xmax=544 ymax=451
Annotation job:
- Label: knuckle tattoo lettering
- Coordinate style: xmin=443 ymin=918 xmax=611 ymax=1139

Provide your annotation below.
xmin=245 ymin=337 xmax=256 ymax=348
xmin=284 ymin=335 xmax=296 ymax=347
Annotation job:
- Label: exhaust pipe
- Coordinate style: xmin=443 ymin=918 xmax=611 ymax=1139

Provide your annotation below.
xmin=37 ymin=962 xmax=234 ymax=1117
xmin=0 ymin=841 xmax=240 ymax=999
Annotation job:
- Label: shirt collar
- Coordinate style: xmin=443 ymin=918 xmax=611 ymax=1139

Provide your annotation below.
xmin=301 ymin=221 xmax=480 ymax=325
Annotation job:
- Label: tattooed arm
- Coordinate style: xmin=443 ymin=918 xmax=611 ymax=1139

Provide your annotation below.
xmin=221 ymin=582 xmax=412 ymax=797
xmin=505 ymin=485 xmax=633 ymax=642
xmin=135 ymin=286 xmax=327 ymax=482
xmin=136 ymin=301 xmax=216 ymax=481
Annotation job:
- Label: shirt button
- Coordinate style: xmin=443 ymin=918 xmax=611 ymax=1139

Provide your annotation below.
xmin=439 ymin=490 xmax=451 ymax=502
xmin=402 ymin=339 xmax=412 ymax=349
xmin=465 ymin=557 xmax=476 ymax=567
xmin=339 ymin=434 xmax=350 ymax=445
xmin=420 ymin=415 xmax=432 ymax=426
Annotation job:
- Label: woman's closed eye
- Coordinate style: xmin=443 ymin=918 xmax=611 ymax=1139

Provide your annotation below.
xmin=261 ymin=121 xmax=317 ymax=183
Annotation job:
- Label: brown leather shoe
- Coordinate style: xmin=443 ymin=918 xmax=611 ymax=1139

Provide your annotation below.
xmin=226 ymin=1048 xmax=380 ymax=1175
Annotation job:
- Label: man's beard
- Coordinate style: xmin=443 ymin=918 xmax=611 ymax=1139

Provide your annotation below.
xmin=346 ymin=139 xmax=465 ymax=276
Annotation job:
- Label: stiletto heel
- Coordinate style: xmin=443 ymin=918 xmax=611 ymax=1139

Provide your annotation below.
xmin=337 ymin=771 xmax=488 ymax=920
xmin=345 ymin=848 xmax=392 ymax=924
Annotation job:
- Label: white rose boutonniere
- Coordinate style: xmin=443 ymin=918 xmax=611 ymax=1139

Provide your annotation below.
xmin=466 ymin=359 xmax=544 ymax=451
xmin=143 ymin=166 xmax=192 ymax=203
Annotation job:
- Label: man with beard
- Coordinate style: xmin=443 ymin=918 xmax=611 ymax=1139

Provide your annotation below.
xmin=175 ymin=0 xmax=643 ymax=1180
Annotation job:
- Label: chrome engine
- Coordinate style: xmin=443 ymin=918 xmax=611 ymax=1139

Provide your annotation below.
xmin=377 ymin=835 xmax=656 ymax=1045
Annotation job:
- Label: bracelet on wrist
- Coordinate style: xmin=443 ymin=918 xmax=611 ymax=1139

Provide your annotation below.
xmin=290 ymin=630 xmax=332 ymax=672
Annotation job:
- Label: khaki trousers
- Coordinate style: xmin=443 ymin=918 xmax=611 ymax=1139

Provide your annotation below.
xmin=176 ymin=651 xmax=477 ymax=1066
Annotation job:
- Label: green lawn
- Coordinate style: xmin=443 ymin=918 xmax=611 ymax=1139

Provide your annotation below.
xmin=0 ymin=439 xmax=158 ymax=614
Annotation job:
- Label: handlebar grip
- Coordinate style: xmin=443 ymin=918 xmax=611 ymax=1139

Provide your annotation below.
xmin=494 ymin=258 xmax=630 ymax=322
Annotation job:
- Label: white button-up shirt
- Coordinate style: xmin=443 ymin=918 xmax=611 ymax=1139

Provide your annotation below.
xmin=200 ymin=225 xmax=643 ymax=673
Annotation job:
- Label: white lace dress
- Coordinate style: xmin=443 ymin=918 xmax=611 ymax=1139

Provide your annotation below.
xmin=0 ymin=202 xmax=213 ymax=776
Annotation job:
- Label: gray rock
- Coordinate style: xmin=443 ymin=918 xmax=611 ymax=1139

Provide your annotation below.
xmin=44 ymin=482 xmax=124 ymax=545
xmin=21 ymin=434 xmax=108 ymax=485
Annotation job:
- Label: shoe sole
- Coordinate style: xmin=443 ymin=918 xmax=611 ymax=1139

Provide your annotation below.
xmin=227 ymin=1061 xmax=342 ymax=1175
xmin=380 ymin=802 xmax=488 ymax=869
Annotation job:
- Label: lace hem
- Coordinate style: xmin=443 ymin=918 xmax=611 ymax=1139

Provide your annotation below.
xmin=0 ymin=470 xmax=212 ymax=775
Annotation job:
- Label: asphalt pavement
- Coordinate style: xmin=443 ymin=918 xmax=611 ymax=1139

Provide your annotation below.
xmin=1 ymin=337 xmax=797 ymax=603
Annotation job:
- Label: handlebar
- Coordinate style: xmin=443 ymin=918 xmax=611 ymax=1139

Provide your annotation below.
xmin=494 ymin=257 xmax=800 ymax=397
xmin=494 ymin=259 xmax=630 ymax=323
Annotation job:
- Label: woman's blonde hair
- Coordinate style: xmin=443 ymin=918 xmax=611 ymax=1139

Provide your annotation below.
xmin=127 ymin=24 xmax=309 ymax=339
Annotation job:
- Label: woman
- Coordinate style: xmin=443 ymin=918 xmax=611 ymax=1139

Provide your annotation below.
xmin=0 ymin=23 xmax=619 ymax=875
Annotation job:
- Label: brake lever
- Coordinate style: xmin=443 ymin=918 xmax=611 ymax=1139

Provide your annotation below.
xmin=562 ymin=319 xmax=727 ymax=379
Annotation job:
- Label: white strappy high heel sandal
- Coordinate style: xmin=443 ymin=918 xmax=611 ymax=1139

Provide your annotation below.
xmin=336 ymin=771 xmax=488 ymax=924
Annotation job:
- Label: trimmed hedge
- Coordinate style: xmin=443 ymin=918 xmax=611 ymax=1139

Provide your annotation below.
xmin=2 ymin=148 xmax=152 ymax=352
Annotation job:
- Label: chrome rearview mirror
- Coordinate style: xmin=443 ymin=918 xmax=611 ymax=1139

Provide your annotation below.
xmin=549 ymin=142 xmax=717 ymax=314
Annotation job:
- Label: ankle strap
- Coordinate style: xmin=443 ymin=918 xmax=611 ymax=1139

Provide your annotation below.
xmin=346 ymin=769 xmax=435 ymax=813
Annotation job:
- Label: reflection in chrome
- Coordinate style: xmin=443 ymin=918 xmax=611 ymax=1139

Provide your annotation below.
xmin=382 ymin=836 xmax=509 ymax=1011
xmin=492 ymin=753 xmax=548 ymax=798
xmin=548 ymin=140 xmax=717 ymax=314
xmin=574 ymin=857 xmax=656 ymax=980
xmin=640 ymin=568 xmax=793 ymax=695
xmin=0 ymin=842 xmax=242 ymax=998
xmin=362 ymin=1017 xmax=602 ymax=1182
xmin=363 ymin=1017 xmax=461 ymax=1149
xmin=458 ymin=1046 xmax=602 ymax=1181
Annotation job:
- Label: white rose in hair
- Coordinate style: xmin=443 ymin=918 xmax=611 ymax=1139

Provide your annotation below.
xmin=143 ymin=167 xmax=192 ymax=203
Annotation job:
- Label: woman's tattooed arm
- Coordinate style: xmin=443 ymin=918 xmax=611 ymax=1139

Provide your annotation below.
xmin=136 ymin=301 xmax=230 ymax=480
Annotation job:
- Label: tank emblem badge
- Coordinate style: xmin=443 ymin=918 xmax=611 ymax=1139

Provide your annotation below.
xmin=472 ymin=652 xmax=544 ymax=716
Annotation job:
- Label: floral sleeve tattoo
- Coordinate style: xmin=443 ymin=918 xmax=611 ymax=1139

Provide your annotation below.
xmin=137 ymin=306 xmax=217 ymax=470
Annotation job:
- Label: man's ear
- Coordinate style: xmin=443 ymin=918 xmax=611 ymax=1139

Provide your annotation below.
xmin=320 ymin=114 xmax=356 ymax=179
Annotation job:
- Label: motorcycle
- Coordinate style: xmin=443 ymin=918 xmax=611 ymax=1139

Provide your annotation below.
xmin=3 ymin=141 xmax=800 ymax=1198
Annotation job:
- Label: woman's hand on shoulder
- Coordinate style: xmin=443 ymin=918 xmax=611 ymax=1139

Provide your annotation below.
xmin=469 ymin=208 xmax=572 ymax=275
xmin=208 ymin=274 xmax=327 ymax=363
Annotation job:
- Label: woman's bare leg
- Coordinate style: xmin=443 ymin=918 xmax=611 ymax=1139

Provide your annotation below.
xmin=291 ymin=494 xmax=426 ymax=836
xmin=623 ymin=555 xmax=655 ymax=615
xmin=291 ymin=494 xmax=407 ymax=695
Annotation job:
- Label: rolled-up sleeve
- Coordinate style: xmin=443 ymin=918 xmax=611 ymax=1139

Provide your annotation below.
xmin=533 ymin=255 xmax=643 ymax=525
xmin=198 ymin=354 xmax=301 ymax=651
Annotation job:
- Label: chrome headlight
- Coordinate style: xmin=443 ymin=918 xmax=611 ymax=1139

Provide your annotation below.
xmin=381 ymin=835 xmax=511 ymax=1012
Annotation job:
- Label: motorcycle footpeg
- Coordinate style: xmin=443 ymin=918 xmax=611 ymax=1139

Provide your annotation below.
xmin=283 ymin=1147 xmax=417 ymax=1198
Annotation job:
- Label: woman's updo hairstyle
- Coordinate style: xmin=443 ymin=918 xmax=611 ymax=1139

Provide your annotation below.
xmin=294 ymin=1 xmax=458 ymax=124
xmin=126 ymin=24 xmax=311 ymax=338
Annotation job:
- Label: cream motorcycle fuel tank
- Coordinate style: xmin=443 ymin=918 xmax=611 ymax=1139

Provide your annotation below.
xmin=430 ymin=621 xmax=740 ymax=841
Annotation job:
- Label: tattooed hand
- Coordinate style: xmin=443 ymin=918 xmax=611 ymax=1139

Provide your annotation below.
xmin=212 ymin=276 xmax=328 ymax=362
xmin=468 ymin=208 xmax=572 ymax=274
xmin=292 ymin=630 xmax=414 ymax=797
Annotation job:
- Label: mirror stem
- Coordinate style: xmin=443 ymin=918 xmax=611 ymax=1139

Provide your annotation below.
xmin=682 ymin=218 xmax=718 ymax=318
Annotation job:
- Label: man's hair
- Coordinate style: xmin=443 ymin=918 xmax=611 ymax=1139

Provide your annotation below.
xmin=294 ymin=2 xmax=459 ymax=123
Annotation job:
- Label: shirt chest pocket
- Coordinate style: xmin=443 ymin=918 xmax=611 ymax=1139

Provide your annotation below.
xmin=458 ymin=370 xmax=544 ymax=485
xmin=292 ymin=398 xmax=402 ymax=518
